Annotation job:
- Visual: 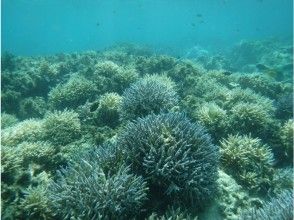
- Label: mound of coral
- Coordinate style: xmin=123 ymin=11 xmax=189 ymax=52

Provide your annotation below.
xmin=1 ymin=40 xmax=293 ymax=219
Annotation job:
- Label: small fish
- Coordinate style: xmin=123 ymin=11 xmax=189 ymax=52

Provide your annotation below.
xmin=196 ymin=13 xmax=203 ymax=17
xmin=256 ymin=63 xmax=269 ymax=71
xmin=191 ymin=23 xmax=196 ymax=27
xmin=96 ymin=22 xmax=100 ymax=26
xmin=229 ymin=82 xmax=240 ymax=88
xmin=222 ymin=71 xmax=232 ymax=76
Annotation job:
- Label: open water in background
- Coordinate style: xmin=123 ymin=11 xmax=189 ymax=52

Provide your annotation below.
xmin=1 ymin=0 xmax=293 ymax=56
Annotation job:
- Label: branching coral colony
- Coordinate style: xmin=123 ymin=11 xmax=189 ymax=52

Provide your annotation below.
xmin=1 ymin=40 xmax=293 ymax=219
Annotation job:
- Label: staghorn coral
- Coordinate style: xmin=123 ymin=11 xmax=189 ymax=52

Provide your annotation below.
xmin=42 ymin=110 xmax=81 ymax=146
xmin=48 ymin=149 xmax=148 ymax=220
xmin=220 ymin=134 xmax=274 ymax=193
xmin=272 ymin=168 xmax=293 ymax=195
xmin=120 ymin=74 xmax=178 ymax=120
xmin=239 ymin=190 xmax=293 ymax=220
xmin=147 ymin=206 xmax=198 ymax=220
xmin=48 ymin=75 xmax=97 ymax=110
xmin=117 ymin=112 xmax=219 ymax=208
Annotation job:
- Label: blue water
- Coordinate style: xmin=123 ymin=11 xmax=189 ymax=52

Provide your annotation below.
xmin=2 ymin=0 xmax=293 ymax=56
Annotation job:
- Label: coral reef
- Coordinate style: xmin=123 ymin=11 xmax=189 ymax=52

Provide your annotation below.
xmin=117 ymin=112 xmax=219 ymax=209
xmin=120 ymin=74 xmax=178 ymax=120
xmin=1 ymin=39 xmax=293 ymax=219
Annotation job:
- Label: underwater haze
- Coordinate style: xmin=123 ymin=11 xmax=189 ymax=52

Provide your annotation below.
xmin=2 ymin=0 xmax=293 ymax=55
xmin=1 ymin=0 xmax=294 ymax=220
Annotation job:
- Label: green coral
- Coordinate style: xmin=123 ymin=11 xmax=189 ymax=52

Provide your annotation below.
xmin=19 ymin=96 xmax=47 ymax=119
xmin=1 ymin=141 xmax=53 ymax=220
xmin=279 ymin=119 xmax=294 ymax=161
xmin=216 ymin=170 xmax=259 ymax=220
xmin=237 ymin=73 xmax=285 ymax=99
xmin=20 ymin=184 xmax=54 ymax=220
xmin=48 ymin=75 xmax=97 ymax=110
xmin=1 ymin=119 xmax=44 ymax=147
xmin=135 ymin=55 xmax=177 ymax=75
xmin=228 ymin=102 xmax=274 ymax=138
xmin=223 ymin=87 xmax=274 ymax=111
xmin=17 ymin=141 xmax=66 ymax=174
xmin=220 ymin=134 xmax=274 ymax=193
xmin=1 ymin=113 xmax=19 ymax=129
xmin=91 ymin=61 xmax=138 ymax=94
xmin=42 ymin=110 xmax=81 ymax=146
xmin=94 ymin=92 xmax=122 ymax=127
xmin=194 ymin=102 xmax=228 ymax=142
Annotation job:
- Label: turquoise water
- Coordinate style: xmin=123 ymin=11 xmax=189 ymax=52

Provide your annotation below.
xmin=1 ymin=1 xmax=293 ymax=220
xmin=2 ymin=0 xmax=293 ymax=55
